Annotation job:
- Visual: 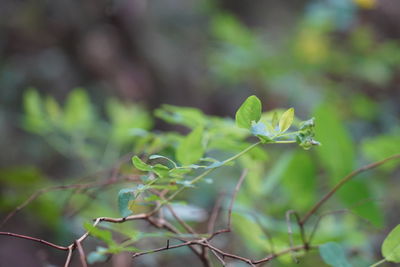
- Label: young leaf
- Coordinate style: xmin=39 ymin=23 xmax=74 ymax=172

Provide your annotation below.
xmin=319 ymin=242 xmax=352 ymax=267
xmin=152 ymin=164 xmax=170 ymax=178
xmin=382 ymin=224 xmax=400 ymax=262
xmin=271 ymin=111 xmax=279 ymax=129
xmin=118 ymin=188 xmax=137 ymax=217
xmin=235 ymin=95 xmax=262 ymax=129
xmin=132 ymin=156 xmax=152 ymax=172
xmin=149 ymin=154 xmax=178 ymax=168
xmin=176 ymin=126 xmax=204 ymax=165
xmin=251 ymin=121 xmax=273 ymax=143
xmin=278 ymin=108 xmax=294 ymax=133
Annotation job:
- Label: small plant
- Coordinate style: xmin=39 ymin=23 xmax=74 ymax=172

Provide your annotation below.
xmin=0 ymin=92 xmax=399 ymax=266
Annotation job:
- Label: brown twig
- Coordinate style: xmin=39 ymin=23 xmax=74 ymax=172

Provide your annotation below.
xmin=75 ymin=241 xmax=88 ymax=267
xmin=207 ymin=169 xmax=249 ymax=241
xmin=0 ymin=232 xmax=69 ymax=250
xmin=228 ymin=169 xmax=248 ymax=229
xmin=0 ymin=176 xmax=139 ymax=228
xmin=300 ymin=154 xmax=400 ymax=225
xmin=64 ymin=246 xmax=73 ymax=267
xmin=208 ymin=192 xmax=225 ymax=234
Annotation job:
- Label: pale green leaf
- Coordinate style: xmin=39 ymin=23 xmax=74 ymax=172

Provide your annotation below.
xmin=235 ymin=95 xmax=262 ymax=129
xmin=271 ymin=111 xmax=279 ymax=129
xmin=278 ymin=108 xmax=294 ymax=133
xmin=63 ymin=88 xmax=93 ymax=131
xmin=132 ymin=156 xmax=152 ymax=172
xmin=382 ymin=224 xmax=400 ymax=262
xmin=176 ymin=127 xmax=204 ymax=165
xmin=84 ymin=223 xmax=113 ymax=245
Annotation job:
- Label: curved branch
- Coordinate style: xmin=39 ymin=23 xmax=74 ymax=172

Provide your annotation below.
xmin=300 ymin=154 xmax=400 ymax=225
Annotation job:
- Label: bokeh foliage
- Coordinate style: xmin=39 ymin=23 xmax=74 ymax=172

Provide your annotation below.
xmin=0 ymin=0 xmax=399 ymax=266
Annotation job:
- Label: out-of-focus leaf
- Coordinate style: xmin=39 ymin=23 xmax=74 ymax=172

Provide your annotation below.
xmin=87 ymin=247 xmax=108 ymax=264
xmin=251 ymin=121 xmax=273 ymax=143
xmin=235 ymin=95 xmax=262 ymax=129
xmin=282 ymin=151 xmax=316 ymax=210
xmin=337 ymin=180 xmax=383 ymax=227
xmin=44 ymin=96 xmax=61 ymax=124
xmin=319 ymin=242 xmax=352 ymax=267
xmin=63 ymin=88 xmax=93 ymax=132
xmin=279 ymin=108 xmax=294 ymax=133
xmin=106 ymin=98 xmax=153 ymax=145
xmin=176 ymin=126 xmax=204 ymax=165
xmin=117 ymin=188 xmax=137 ymax=217
xmin=154 ymin=104 xmax=206 ymax=129
xmin=262 ymin=152 xmax=293 ymax=196
xmin=232 ymin=213 xmax=271 ymax=252
xmin=314 ymin=104 xmax=383 ymax=227
xmin=152 ymin=164 xmax=170 ymax=178
xmin=382 ymin=224 xmax=400 ymax=262
xmin=149 ymin=154 xmax=177 ymax=168
xmin=314 ymin=104 xmax=355 ymax=180
xmin=23 ymin=88 xmax=49 ymax=134
xmin=362 ymin=133 xmax=400 ymax=172
xmin=84 ymin=222 xmax=113 ymax=245
xmin=132 ymin=156 xmax=152 ymax=172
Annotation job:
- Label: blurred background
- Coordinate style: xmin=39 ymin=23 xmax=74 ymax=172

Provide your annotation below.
xmin=0 ymin=0 xmax=400 ymax=266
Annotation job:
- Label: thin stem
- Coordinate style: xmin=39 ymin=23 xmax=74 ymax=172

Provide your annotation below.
xmin=369 ymin=258 xmax=386 ymax=267
xmin=274 ymin=140 xmax=296 ymax=144
xmin=275 ymin=131 xmax=301 ymax=138
xmin=64 ymin=246 xmax=73 ymax=267
xmin=163 ymin=142 xmax=261 ymax=210
xmin=76 ymin=241 xmax=88 ymax=267
xmin=221 ymin=141 xmax=261 ymax=164
xmin=300 ymin=154 xmax=400 ymax=225
xmin=227 ymin=169 xmax=248 ymax=229
xmin=0 ymin=232 xmax=69 ymax=251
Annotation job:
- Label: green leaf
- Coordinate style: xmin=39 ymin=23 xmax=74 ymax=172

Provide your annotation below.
xmin=282 ymin=151 xmax=316 ymax=211
xmin=132 ymin=156 xmax=152 ymax=172
xmin=314 ymin=104 xmax=383 ymax=227
xmin=319 ymin=242 xmax=352 ymax=267
xmin=362 ymin=133 xmax=400 ymax=172
xmin=382 ymin=224 xmax=400 ymax=262
xmin=149 ymin=154 xmax=178 ymax=168
xmin=278 ymin=108 xmax=294 ymax=133
xmin=23 ymin=88 xmax=49 ymax=134
xmin=84 ymin=223 xmax=113 ymax=245
xmin=63 ymin=88 xmax=93 ymax=132
xmin=152 ymin=164 xmax=170 ymax=178
xmin=235 ymin=95 xmax=262 ymax=129
xmin=250 ymin=122 xmax=273 ymax=143
xmin=154 ymin=104 xmax=206 ymax=129
xmin=118 ymin=188 xmax=137 ymax=217
xmin=271 ymin=111 xmax=279 ymax=129
xmin=176 ymin=126 xmax=204 ymax=165
xmin=44 ymin=96 xmax=61 ymax=124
